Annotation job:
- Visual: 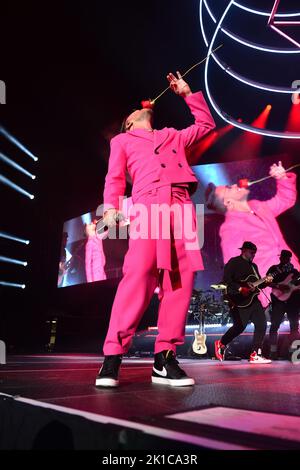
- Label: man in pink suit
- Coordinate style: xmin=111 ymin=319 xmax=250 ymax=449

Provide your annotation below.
xmin=206 ymin=162 xmax=299 ymax=307
xmin=85 ymin=221 xmax=107 ymax=282
xmin=95 ymin=71 xmax=215 ymax=387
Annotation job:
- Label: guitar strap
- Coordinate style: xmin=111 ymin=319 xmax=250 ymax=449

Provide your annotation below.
xmin=251 ymin=264 xmax=259 ymax=280
xmin=251 ymin=263 xmax=272 ymax=305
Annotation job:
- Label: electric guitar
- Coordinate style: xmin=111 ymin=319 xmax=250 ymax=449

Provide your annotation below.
xmin=192 ymin=305 xmax=207 ymax=355
xmin=226 ymin=274 xmax=273 ymax=308
xmin=272 ymin=273 xmax=300 ymax=302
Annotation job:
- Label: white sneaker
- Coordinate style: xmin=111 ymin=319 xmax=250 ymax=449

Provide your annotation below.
xmin=249 ymin=349 xmax=272 ymax=364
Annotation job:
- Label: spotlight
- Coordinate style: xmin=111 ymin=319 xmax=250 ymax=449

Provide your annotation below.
xmin=0 ymin=175 xmax=35 ymax=199
xmin=0 ymin=152 xmax=36 ymax=180
xmin=0 ymin=232 xmax=30 ymax=245
xmin=0 ymin=126 xmax=39 ymax=161
xmin=0 ymin=256 xmax=28 ymax=266
xmin=0 ymin=281 xmax=27 ymax=289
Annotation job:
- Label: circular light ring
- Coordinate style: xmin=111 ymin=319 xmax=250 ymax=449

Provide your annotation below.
xmin=211 ymin=53 xmax=298 ymax=94
xmin=222 ymin=27 xmax=300 ymax=54
xmin=233 ymin=1 xmax=300 ymax=18
xmin=202 ymin=0 xmax=300 ymax=53
xmin=200 ymin=0 xmax=300 ymax=94
xmin=199 ymin=0 xmax=209 ymax=46
xmin=203 ymin=0 xmax=300 ymax=139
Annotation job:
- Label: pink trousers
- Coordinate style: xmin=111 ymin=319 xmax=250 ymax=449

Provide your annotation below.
xmin=103 ymin=187 xmax=195 ymax=355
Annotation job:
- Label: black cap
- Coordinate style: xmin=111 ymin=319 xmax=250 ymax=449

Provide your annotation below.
xmin=279 ymin=249 xmax=292 ymax=258
xmin=239 ymin=241 xmax=257 ymax=251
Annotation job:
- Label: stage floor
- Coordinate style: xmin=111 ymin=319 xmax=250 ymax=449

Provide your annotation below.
xmin=1 ymin=354 xmax=300 ymax=450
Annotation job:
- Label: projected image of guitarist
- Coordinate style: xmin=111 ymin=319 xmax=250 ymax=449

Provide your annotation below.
xmin=214 ymin=241 xmax=273 ymax=364
xmin=267 ymin=250 xmax=300 ymax=359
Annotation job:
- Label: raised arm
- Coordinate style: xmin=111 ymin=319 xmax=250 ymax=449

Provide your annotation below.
xmin=262 ymin=162 xmax=297 ymax=217
xmin=167 ymin=71 xmax=215 ymax=148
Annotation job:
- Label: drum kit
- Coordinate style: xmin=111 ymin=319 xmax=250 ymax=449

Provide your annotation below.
xmin=188 ymin=283 xmax=230 ymax=326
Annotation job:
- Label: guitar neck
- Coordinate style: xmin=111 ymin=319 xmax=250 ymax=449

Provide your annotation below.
xmin=252 ymin=276 xmax=267 ymax=288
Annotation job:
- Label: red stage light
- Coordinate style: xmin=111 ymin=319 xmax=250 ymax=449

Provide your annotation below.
xmin=223 ymin=105 xmax=272 ymax=160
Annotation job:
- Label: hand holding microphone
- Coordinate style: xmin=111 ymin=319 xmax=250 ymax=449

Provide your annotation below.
xmin=96 ymin=209 xmax=124 ymax=235
xmin=103 ymin=208 xmax=124 ymax=228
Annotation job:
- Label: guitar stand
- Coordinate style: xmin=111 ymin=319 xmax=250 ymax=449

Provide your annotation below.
xmin=0 ymin=340 xmax=6 ymax=365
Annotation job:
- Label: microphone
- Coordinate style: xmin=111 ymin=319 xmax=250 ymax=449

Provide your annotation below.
xmin=95 ymin=212 xmax=130 ymax=235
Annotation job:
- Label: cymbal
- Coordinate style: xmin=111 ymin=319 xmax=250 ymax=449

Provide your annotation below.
xmin=210 ymin=284 xmax=227 ymax=290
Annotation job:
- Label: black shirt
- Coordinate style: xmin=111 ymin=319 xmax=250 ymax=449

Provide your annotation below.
xmin=267 ymin=262 xmax=298 ymax=284
xmin=223 ymin=255 xmax=262 ymax=297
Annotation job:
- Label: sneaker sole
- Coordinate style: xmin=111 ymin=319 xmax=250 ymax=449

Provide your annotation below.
xmin=249 ymin=361 xmax=272 ymax=364
xmin=95 ymin=378 xmax=119 ymax=387
xmin=151 ymin=376 xmax=195 ymax=387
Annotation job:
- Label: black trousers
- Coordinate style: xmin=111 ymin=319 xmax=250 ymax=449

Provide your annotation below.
xmin=221 ymin=299 xmax=267 ymax=353
xmin=269 ymin=293 xmax=300 ymax=348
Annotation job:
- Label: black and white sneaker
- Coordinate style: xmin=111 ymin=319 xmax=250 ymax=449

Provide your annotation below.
xmin=151 ymin=350 xmax=195 ymax=387
xmin=95 ymin=354 xmax=122 ymax=387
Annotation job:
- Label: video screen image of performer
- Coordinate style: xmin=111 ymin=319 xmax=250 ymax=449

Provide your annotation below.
xmin=267 ymin=250 xmax=300 ymax=359
xmin=58 ymin=232 xmax=72 ymax=287
xmin=85 ymin=220 xmax=107 ymax=282
xmin=214 ymin=241 xmax=273 ymax=364
xmin=95 ymin=71 xmax=215 ymax=388
xmin=205 ymin=162 xmax=299 ymax=307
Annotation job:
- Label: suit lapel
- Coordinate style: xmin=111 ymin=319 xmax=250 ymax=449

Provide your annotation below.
xmin=126 ymin=130 xmax=154 ymax=143
xmin=154 ymin=127 xmax=169 ymax=152
xmin=126 ymin=128 xmax=170 ymax=150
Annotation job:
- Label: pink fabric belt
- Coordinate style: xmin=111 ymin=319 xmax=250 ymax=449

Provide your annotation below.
xmin=133 ymin=183 xmax=198 ymax=271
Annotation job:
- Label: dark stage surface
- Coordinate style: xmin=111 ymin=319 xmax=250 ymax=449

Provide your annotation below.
xmin=1 ymin=354 xmax=300 ymax=450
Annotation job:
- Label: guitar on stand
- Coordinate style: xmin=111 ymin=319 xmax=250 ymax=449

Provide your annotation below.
xmin=192 ymin=294 xmax=207 ymax=355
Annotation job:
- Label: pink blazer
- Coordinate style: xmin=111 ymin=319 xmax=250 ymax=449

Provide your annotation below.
xmin=219 ymin=173 xmax=299 ymax=305
xmin=103 ymin=92 xmax=215 ymax=211
xmin=85 ymin=236 xmax=107 ymax=282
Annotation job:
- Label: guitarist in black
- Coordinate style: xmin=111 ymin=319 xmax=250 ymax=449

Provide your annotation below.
xmin=215 ymin=241 xmax=272 ymax=364
xmin=267 ymin=250 xmax=300 ymax=359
